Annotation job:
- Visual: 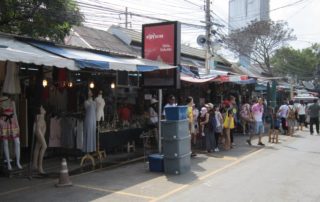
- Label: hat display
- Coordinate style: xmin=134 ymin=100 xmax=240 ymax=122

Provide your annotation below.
xmin=151 ymin=98 xmax=158 ymax=104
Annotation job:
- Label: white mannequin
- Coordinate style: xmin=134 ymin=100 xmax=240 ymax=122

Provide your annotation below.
xmin=32 ymin=105 xmax=47 ymax=174
xmin=0 ymin=96 xmax=22 ymax=170
xmin=95 ymin=90 xmax=105 ymax=122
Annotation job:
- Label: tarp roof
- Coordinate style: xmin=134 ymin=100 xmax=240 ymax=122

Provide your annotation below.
xmin=29 ymin=41 xmax=176 ymax=72
xmin=0 ymin=34 xmax=78 ymax=70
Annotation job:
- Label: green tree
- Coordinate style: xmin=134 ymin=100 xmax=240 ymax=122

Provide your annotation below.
xmin=225 ymin=20 xmax=296 ymax=76
xmin=0 ymin=0 xmax=83 ymax=42
xmin=271 ymin=45 xmax=320 ymax=80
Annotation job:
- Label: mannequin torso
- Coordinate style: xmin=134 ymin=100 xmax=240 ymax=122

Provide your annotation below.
xmin=95 ymin=94 xmax=105 ymax=121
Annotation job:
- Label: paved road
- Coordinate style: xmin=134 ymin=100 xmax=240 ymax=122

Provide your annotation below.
xmin=163 ymin=130 xmax=320 ymax=202
xmin=1 ymin=130 xmax=320 ymax=202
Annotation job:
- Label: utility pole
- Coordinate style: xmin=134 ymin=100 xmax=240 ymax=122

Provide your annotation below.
xmin=125 ymin=7 xmax=128 ymax=28
xmin=205 ymin=0 xmax=212 ymax=75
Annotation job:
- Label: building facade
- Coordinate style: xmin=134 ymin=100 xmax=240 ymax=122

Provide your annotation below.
xmin=228 ymin=0 xmax=270 ymax=67
xmin=229 ymin=0 xmax=270 ymax=31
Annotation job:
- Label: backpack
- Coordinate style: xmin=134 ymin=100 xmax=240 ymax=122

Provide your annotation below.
xmin=287 ymin=106 xmax=296 ymax=120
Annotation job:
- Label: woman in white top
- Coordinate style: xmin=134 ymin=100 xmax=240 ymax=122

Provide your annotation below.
xmin=149 ymin=98 xmax=159 ymax=145
xmin=149 ymin=98 xmax=158 ymax=125
xmin=192 ymin=104 xmax=199 ymax=146
xmin=214 ymin=105 xmax=223 ymax=152
xmin=297 ymin=100 xmax=306 ymax=131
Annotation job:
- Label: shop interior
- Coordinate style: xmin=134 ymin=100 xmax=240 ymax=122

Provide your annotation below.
xmin=0 ymin=61 xmax=160 ymax=177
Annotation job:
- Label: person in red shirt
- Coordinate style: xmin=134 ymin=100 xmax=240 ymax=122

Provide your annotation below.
xmin=118 ymin=103 xmax=131 ymax=126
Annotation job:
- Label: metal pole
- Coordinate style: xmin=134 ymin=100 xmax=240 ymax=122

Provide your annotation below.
xmin=158 ymin=89 xmax=162 ymax=153
xmin=125 ymin=7 xmax=128 ymax=28
xmin=205 ymin=0 xmax=211 ymax=75
xmin=290 ymin=77 xmax=294 ymax=100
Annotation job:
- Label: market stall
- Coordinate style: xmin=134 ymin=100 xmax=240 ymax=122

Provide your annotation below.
xmin=0 ymin=34 xmax=176 ymax=174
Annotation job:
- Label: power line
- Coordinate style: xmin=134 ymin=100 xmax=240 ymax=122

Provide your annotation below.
xmin=77 ymin=1 xmax=206 ymax=29
xmin=182 ymin=0 xmax=203 ymax=9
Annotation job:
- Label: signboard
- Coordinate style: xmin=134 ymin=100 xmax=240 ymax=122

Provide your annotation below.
xmin=141 ymin=21 xmax=181 ymax=88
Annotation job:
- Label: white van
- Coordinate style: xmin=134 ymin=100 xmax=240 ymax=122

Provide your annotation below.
xmin=293 ymin=95 xmax=318 ymax=105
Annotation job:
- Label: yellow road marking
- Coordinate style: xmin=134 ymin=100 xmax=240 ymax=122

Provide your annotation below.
xmin=0 ymin=157 xmax=145 ymax=197
xmin=221 ymin=156 xmax=238 ymax=161
xmin=0 ymin=149 xmax=263 ymax=200
xmin=74 ymin=184 xmax=156 ymax=200
xmin=151 ymin=148 xmax=265 ymax=202
xmin=72 ymin=156 xmax=145 ymax=178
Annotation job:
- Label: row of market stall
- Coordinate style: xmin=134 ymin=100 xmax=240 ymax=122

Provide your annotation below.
xmin=0 ymin=30 xmax=282 ymax=176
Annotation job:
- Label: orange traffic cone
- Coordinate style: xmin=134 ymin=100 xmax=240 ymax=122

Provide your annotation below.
xmin=55 ymin=158 xmax=72 ymax=187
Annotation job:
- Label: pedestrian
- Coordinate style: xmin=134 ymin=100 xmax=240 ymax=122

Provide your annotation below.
xmin=186 ymin=96 xmax=197 ymax=157
xmin=296 ymin=100 xmax=306 ymax=131
xmin=192 ymin=103 xmax=199 ymax=146
xmin=277 ymin=100 xmax=289 ymax=135
xmin=268 ymin=106 xmax=280 ymax=143
xmin=223 ymin=104 xmax=234 ymax=150
xmin=205 ymin=103 xmax=215 ymax=153
xmin=162 ymin=95 xmax=177 ymax=119
xmin=307 ymin=99 xmax=320 ymax=135
xmin=214 ymin=105 xmax=223 ymax=152
xmin=247 ymin=98 xmax=265 ymax=146
xmin=229 ymin=96 xmax=237 ymax=147
xmin=199 ymin=106 xmax=208 ymax=150
xmin=240 ymin=99 xmax=253 ymax=135
xmin=287 ymin=100 xmax=297 ymax=136
xmin=148 ymin=98 xmax=159 ymax=145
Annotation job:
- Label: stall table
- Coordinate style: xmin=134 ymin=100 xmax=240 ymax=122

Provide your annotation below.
xmin=99 ymin=128 xmax=144 ymax=152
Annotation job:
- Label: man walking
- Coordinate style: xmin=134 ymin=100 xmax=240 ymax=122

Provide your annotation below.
xmin=308 ymin=99 xmax=320 ymax=135
xmin=247 ymin=98 xmax=265 ymax=146
xmin=278 ymin=100 xmax=289 ymax=135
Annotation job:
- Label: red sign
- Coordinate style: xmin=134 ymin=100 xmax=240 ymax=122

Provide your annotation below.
xmin=142 ymin=22 xmax=181 ymax=88
xmin=143 ymin=24 xmax=175 ymax=65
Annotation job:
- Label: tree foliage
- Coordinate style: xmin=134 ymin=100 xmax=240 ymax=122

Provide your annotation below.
xmin=0 ymin=0 xmax=83 ymax=42
xmin=271 ymin=44 xmax=320 ymax=80
xmin=225 ymin=20 xmax=296 ymax=76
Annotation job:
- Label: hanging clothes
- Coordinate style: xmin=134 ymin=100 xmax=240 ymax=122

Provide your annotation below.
xmin=3 ymin=61 xmax=21 ymax=94
xmin=60 ymin=117 xmax=76 ymax=149
xmin=83 ymin=99 xmax=96 ymax=153
xmin=49 ymin=117 xmax=61 ymax=147
xmin=76 ymin=120 xmax=84 ymax=150
xmin=0 ymin=61 xmax=6 ymax=81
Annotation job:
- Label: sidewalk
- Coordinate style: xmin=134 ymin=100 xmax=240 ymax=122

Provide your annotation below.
xmin=0 ymin=132 xmax=297 ymax=202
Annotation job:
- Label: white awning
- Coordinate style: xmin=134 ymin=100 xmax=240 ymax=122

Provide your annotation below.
xmin=29 ymin=41 xmax=176 ymax=72
xmin=0 ymin=35 xmax=78 ymax=70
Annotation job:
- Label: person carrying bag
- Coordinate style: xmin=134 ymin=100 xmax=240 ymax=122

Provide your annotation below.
xmin=223 ymin=110 xmax=234 ymax=150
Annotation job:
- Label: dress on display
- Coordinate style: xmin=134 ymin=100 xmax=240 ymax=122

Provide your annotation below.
xmin=3 ymin=62 xmax=21 ymax=94
xmin=83 ymin=99 xmax=96 ymax=153
xmin=0 ymin=99 xmax=20 ymax=140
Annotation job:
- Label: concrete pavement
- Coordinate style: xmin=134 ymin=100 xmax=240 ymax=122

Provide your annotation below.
xmin=164 ymin=129 xmax=320 ymax=202
xmin=0 ymin=131 xmax=299 ymax=202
